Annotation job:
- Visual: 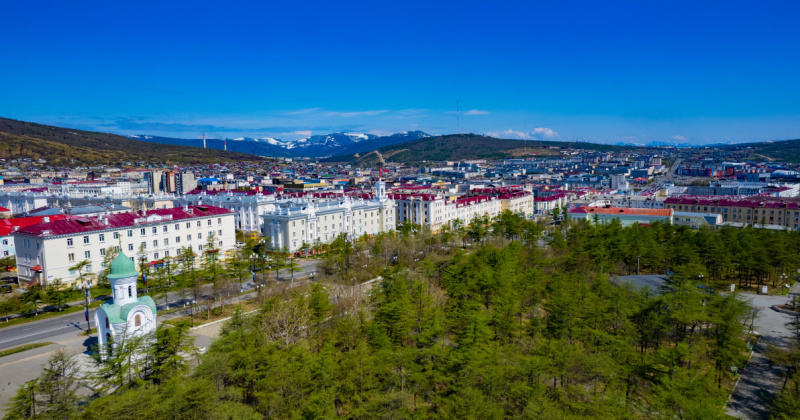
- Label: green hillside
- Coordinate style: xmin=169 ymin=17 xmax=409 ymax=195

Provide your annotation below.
xmin=0 ymin=117 xmax=264 ymax=166
xmin=720 ymin=138 xmax=800 ymax=162
xmin=324 ymin=134 xmax=628 ymax=166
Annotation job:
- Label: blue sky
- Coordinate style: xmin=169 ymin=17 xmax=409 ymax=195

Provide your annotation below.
xmin=2 ymin=0 xmax=800 ymax=144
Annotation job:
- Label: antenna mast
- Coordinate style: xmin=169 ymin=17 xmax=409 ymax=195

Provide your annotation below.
xmin=203 ymin=133 xmax=206 ymax=149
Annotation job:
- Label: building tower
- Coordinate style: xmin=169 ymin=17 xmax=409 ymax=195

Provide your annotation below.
xmin=95 ymin=252 xmax=157 ymax=353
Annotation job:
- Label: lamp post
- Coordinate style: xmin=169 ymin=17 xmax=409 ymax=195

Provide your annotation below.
xmin=82 ymin=279 xmax=91 ymax=333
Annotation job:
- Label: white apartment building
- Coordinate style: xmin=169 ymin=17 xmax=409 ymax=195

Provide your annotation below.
xmin=262 ymin=181 xmax=395 ymax=252
xmin=498 ymin=191 xmax=534 ymax=216
xmin=392 ymin=193 xmax=502 ymax=231
xmin=0 ymin=192 xmax=49 ymax=215
xmin=176 ymin=192 xmax=277 ymax=232
xmin=13 ymin=205 xmax=235 ymax=286
xmin=604 ymin=194 xmax=666 ymax=209
xmin=0 ymin=191 xmax=176 ymax=215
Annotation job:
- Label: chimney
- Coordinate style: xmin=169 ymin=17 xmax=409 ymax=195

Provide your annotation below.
xmin=43 ymin=216 xmax=50 ymax=223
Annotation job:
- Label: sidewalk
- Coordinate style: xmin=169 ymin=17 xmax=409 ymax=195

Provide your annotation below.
xmin=726 ymin=282 xmax=800 ymax=419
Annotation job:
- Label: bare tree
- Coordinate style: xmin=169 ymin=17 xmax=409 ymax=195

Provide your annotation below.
xmin=260 ymin=293 xmax=311 ymax=347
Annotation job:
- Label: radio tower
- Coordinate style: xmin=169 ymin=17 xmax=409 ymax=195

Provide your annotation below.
xmin=224 ymin=139 xmax=227 ymax=151
xmin=203 ymin=133 xmax=206 ymax=149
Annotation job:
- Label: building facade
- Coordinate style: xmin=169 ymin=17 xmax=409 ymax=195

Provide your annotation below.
xmin=664 ymin=196 xmax=800 ymax=230
xmin=262 ymin=181 xmax=395 ymax=252
xmin=13 ymin=205 xmax=235 ymax=286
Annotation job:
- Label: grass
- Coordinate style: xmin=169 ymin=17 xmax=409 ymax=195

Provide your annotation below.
xmin=164 ymin=299 xmax=261 ymax=328
xmin=0 ymin=301 xmax=103 ymax=329
xmin=0 ymin=342 xmax=53 ymax=358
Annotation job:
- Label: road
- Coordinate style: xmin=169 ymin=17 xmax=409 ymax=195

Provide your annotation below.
xmin=0 ymin=259 xmax=320 ymax=352
xmin=0 ymin=309 xmax=95 ymax=352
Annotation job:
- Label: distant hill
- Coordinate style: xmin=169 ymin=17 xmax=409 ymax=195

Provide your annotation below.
xmin=129 ymin=131 xmax=431 ymax=158
xmin=719 ymin=138 xmax=800 ymax=162
xmin=0 ymin=117 xmax=263 ymax=166
xmin=323 ymin=134 xmax=627 ymax=166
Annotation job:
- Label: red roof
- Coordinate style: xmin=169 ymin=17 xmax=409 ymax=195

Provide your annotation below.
xmin=0 ymin=215 xmax=68 ymax=236
xmin=15 ymin=205 xmax=233 ymax=237
xmin=0 ymin=206 xmax=10 ymax=212
xmin=665 ymin=196 xmax=800 ymax=209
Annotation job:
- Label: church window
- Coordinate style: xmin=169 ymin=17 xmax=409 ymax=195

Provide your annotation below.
xmin=105 ymin=317 xmax=109 ymax=329
xmin=135 ymin=314 xmax=141 ymax=327
xmin=128 ymin=285 xmax=132 ymax=297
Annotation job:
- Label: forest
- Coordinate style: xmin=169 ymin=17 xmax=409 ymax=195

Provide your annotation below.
xmin=5 ymin=213 xmax=800 ymax=419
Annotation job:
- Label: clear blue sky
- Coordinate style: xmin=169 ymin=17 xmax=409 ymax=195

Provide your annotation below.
xmin=2 ymin=0 xmax=799 ymax=144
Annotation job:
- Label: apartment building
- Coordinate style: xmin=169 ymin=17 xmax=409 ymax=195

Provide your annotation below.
xmin=392 ymin=193 xmax=502 ymax=231
xmin=13 ymin=205 xmax=235 ymax=286
xmin=176 ymin=191 xmax=277 ymax=232
xmin=262 ymin=181 xmax=395 ymax=252
xmin=664 ymin=196 xmax=800 ymax=230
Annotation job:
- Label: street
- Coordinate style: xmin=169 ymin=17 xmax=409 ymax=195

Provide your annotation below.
xmin=0 ymin=259 xmax=320 ymax=352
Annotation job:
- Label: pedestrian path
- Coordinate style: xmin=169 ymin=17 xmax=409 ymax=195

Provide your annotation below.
xmin=726 ymin=282 xmax=800 ymax=419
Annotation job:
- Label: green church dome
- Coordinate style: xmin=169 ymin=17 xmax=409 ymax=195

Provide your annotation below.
xmin=107 ymin=252 xmax=139 ymax=280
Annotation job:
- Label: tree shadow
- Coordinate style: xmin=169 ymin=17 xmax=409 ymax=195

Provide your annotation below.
xmin=82 ymin=336 xmax=97 ymax=356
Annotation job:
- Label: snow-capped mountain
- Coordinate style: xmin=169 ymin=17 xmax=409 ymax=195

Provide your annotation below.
xmin=126 ymin=131 xmax=429 ymax=158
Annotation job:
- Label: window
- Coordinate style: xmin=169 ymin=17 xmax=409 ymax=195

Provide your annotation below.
xmin=83 ymin=236 xmax=89 ymax=244
xmin=128 ymin=286 xmax=132 ymax=298
xmin=135 ymin=314 xmax=141 ymax=327
xmin=105 ymin=317 xmax=109 ymax=329
xmin=165 ymin=250 xmax=170 ymax=257
xmin=98 ymin=234 xmax=105 ymax=242
xmin=67 ymin=238 xmax=74 ymax=246
xmin=100 ymin=248 xmax=105 ymax=256
xmin=153 ymin=240 xmax=158 ymax=247
xmin=218 ymin=240 xmax=222 ymax=247
xmin=176 ymin=236 xmax=181 ymax=243
xmin=186 ymin=222 xmax=190 ymax=229
xmin=197 ymin=221 xmax=201 ymax=227
xmin=163 ymin=225 xmax=168 ymax=233
xmin=175 ymin=224 xmax=180 ymax=231
xmin=141 ymin=241 xmax=146 ymax=249
xmin=1 ymin=239 xmax=6 ymax=246
xmin=68 ymin=253 xmax=75 ymax=262
xmin=218 ymin=230 xmax=222 ymax=236
xmin=128 ymin=244 xmax=134 ymax=251
xmin=127 ymin=230 xmax=133 ymax=237
xmin=198 ymin=244 xmax=203 ymax=250
xmin=218 ymin=218 xmax=222 ymax=225
xmin=152 ymin=227 xmax=158 ymax=234
xmin=187 ymin=235 xmax=192 ymax=241
xmin=198 ymin=233 xmax=202 ymax=239
xmin=164 ymin=238 xmax=169 ymax=246
xmin=140 ymin=228 xmax=146 ymax=236
xmin=207 ymin=220 xmax=212 ymax=226
xmin=154 ymin=252 xmax=159 ymax=260
xmin=113 ymin=232 xmax=119 ymax=239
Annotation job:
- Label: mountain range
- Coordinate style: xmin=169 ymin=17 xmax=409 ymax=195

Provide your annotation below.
xmin=0 ymin=117 xmax=263 ymax=166
xmin=129 ymin=131 xmax=431 ymax=158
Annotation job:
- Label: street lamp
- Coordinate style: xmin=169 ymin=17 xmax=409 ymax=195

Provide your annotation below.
xmin=81 ymin=279 xmax=92 ymax=333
